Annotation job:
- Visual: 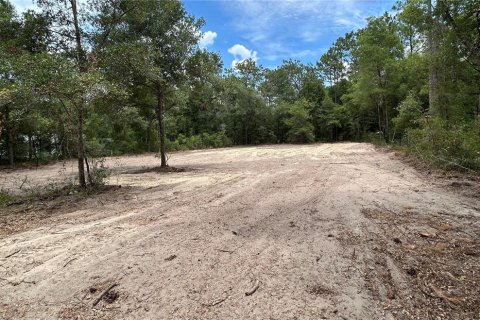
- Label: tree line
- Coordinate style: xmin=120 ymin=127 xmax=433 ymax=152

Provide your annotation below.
xmin=1 ymin=0 xmax=479 ymax=187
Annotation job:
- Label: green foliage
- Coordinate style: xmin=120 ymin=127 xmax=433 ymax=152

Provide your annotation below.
xmin=284 ymin=99 xmax=315 ymax=143
xmin=167 ymin=132 xmax=232 ymax=151
xmin=393 ymin=92 xmax=423 ymax=136
xmin=0 ymin=188 xmax=13 ymax=207
xmin=1 ymin=0 xmax=479 ymax=175
xmin=88 ymin=158 xmax=111 ymax=188
xmin=405 ymin=118 xmax=480 ymax=170
xmin=22 ymin=182 xmax=76 ymax=202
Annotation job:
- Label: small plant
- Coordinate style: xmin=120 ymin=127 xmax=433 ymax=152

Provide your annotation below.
xmin=0 ymin=189 xmax=14 ymax=208
xmin=24 ymin=183 xmax=62 ymax=200
xmin=404 ymin=118 xmax=480 ymax=171
xmin=88 ymin=158 xmax=111 ymax=189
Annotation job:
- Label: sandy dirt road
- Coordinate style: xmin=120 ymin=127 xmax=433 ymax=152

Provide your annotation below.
xmin=0 ymin=143 xmax=479 ymax=320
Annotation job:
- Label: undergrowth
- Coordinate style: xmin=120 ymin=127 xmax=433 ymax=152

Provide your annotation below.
xmin=0 ymin=189 xmax=14 ymax=208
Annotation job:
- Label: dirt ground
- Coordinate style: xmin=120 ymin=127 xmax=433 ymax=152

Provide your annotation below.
xmin=0 ymin=143 xmax=479 ymax=320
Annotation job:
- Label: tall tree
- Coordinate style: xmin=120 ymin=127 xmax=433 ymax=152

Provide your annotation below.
xmin=34 ymin=0 xmax=91 ymax=186
xmin=347 ymin=14 xmax=403 ymax=142
xmin=32 ymin=0 xmax=130 ymax=186
xmin=107 ymin=0 xmax=203 ymax=167
xmin=427 ymin=0 xmax=440 ymax=117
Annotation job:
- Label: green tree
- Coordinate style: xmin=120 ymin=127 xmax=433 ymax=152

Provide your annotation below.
xmin=105 ymin=0 xmax=203 ymax=167
xmin=392 ymin=91 xmax=423 ymax=137
xmin=284 ymin=99 xmax=315 ymax=143
xmin=183 ymin=50 xmax=223 ymax=135
xmin=347 ymin=14 xmax=403 ymax=142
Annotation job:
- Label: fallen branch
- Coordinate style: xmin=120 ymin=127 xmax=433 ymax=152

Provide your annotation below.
xmin=4 ymin=249 xmax=21 ymax=259
xmin=92 ymin=283 xmax=118 ymax=307
xmin=245 ymin=280 xmax=260 ymax=296
xmin=19 ymin=176 xmax=28 ymax=190
xmin=63 ymin=258 xmax=77 ymax=268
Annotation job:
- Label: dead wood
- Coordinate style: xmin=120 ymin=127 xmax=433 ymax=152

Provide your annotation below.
xmin=245 ymin=280 xmax=260 ymax=296
xmin=63 ymin=258 xmax=77 ymax=268
xmin=92 ymin=283 xmax=118 ymax=307
xmin=4 ymin=249 xmax=21 ymax=259
xmin=211 ymin=296 xmax=228 ymax=306
xmin=164 ymin=254 xmax=177 ymax=261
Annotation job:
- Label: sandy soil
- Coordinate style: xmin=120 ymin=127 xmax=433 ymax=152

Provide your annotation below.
xmin=0 ymin=143 xmax=479 ymax=320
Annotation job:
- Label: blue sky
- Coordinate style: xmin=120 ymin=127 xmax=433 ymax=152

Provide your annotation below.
xmin=187 ymin=0 xmax=397 ymax=69
xmin=12 ymin=0 xmax=397 ymax=69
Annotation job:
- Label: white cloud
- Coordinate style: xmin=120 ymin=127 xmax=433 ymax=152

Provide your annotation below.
xmin=222 ymin=0 xmax=394 ymax=62
xmin=199 ymin=31 xmax=217 ymax=49
xmin=11 ymin=0 xmax=39 ymax=12
xmin=227 ymin=44 xmax=258 ymax=68
xmin=227 ymin=0 xmax=368 ymax=42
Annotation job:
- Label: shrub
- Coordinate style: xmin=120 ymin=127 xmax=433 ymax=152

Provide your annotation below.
xmin=404 ymin=118 xmax=480 ymax=171
xmin=88 ymin=158 xmax=111 ymax=188
xmin=393 ymin=92 xmax=423 ymax=136
xmin=284 ymin=99 xmax=315 ymax=143
xmin=166 ymin=132 xmax=233 ymax=151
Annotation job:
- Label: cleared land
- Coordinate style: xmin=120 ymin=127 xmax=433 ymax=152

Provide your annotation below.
xmin=0 ymin=143 xmax=479 ymax=320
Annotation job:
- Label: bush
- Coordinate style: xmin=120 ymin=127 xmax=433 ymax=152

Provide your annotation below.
xmin=166 ymin=132 xmax=233 ymax=151
xmin=284 ymin=99 xmax=315 ymax=143
xmin=393 ymin=92 xmax=423 ymax=135
xmin=88 ymin=158 xmax=111 ymax=188
xmin=404 ymin=118 xmax=480 ymax=171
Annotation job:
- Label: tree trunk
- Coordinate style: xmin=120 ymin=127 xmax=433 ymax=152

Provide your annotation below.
xmin=155 ymin=90 xmax=167 ymax=167
xmin=33 ymin=138 xmax=39 ymax=168
xmin=70 ymin=0 xmax=86 ymax=70
xmin=376 ymin=100 xmax=383 ymax=137
xmin=77 ymin=106 xmax=87 ymax=188
xmin=428 ymin=0 xmax=439 ymax=117
xmin=85 ymin=157 xmax=92 ymax=185
xmin=71 ymin=0 xmax=87 ymax=186
xmin=409 ymin=34 xmax=414 ymax=55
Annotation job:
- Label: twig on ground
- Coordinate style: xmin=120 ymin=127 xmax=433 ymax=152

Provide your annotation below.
xmin=63 ymin=257 xmax=77 ymax=268
xmin=4 ymin=249 xmax=21 ymax=259
xmin=136 ymin=292 xmax=154 ymax=303
xmin=164 ymin=254 xmax=177 ymax=261
xmin=92 ymin=283 xmax=118 ymax=307
xmin=245 ymin=280 xmax=260 ymax=296
xmin=19 ymin=176 xmax=28 ymax=190
xmin=211 ymin=296 xmax=229 ymax=306
xmin=215 ymin=249 xmax=234 ymax=254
